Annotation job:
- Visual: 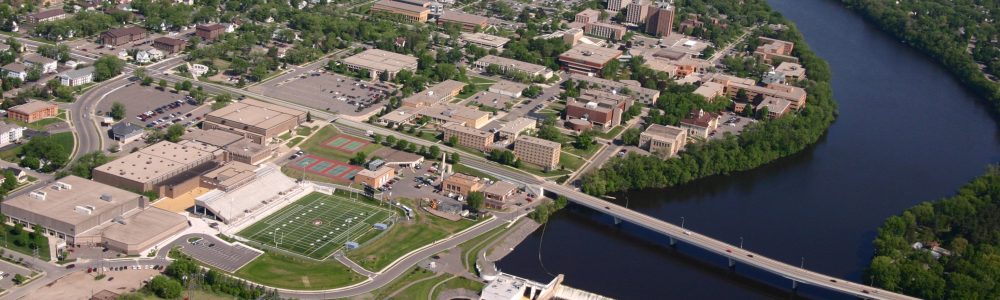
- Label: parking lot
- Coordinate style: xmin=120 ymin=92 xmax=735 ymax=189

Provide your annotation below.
xmin=97 ymin=82 xmax=210 ymax=130
xmin=64 ymin=30 xmax=193 ymax=58
xmin=177 ymin=236 xmax=262 ymax=273
xmin=0 ymin=260 xmax=31 ymax=289
xmin=251 ymin=70 xmax=392 ymax=117
xmin=711 ymin=112 xmax=755 ymax=140
xmin=30 ymin=265 xmax=161 ymax=299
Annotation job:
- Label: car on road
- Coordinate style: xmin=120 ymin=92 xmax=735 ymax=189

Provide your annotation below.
xmin=682 ymin=231 xmax=691 ymax=235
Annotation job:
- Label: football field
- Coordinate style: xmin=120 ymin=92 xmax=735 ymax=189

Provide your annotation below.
xmin=238 ymin=192 xmax=394 ymax=259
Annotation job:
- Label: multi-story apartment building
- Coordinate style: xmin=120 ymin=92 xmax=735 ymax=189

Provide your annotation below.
xmin=442 ymin=123 xmax=494 ymax=151
xmin=514 ymin=136 xmax=561 ymax=170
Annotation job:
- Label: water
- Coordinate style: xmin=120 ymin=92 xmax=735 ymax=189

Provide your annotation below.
xmin=496 ymin=0 xmax=1000 ymax=298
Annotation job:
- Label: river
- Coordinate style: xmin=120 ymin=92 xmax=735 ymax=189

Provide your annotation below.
xmin=496 ymin=0 xmax=1000 ymax=299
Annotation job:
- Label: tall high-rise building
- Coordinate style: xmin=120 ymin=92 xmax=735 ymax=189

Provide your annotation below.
xmin=607 ymin=0 xmax=632 ymax=11
xmin=625 ymin=0 xmax=651 ymax=24
xmin=645 ymin=2 xmax=674 ymax=37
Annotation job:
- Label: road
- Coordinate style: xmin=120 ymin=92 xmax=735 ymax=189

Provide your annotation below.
xmin=68 ymin=56 xmax=187 ymax=162
xmin=708 ymin=24 xmax=759 ymax=64
xmin=146 ymin=66 xmax=915 ymax=300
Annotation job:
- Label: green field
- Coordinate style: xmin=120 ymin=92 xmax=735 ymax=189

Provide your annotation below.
xmin=234 ymin=252 xmax=364 ymax=290
xmin=347 ymin=198 xmax=481 ymax=272
xmin=299 ymin=126 xmax=382 ymax=162
xmin=238 ymin=192 xmax=395 ymax=259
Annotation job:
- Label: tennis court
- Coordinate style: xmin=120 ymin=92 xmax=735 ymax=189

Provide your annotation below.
xmin=290 ymin=155 xmax=362 ymax=182
xmin=238 ymin=192 xmax=395 ymax=259
xmin=322 ymin=135 xmax=370 ymax=154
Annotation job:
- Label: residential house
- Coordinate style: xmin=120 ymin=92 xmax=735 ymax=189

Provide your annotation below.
xmin=23 ymin=54 xmax=57 ymax=74
xmin=2 ymin=63 xmax=27 ymax=81
xmin=0 ymin=122 xmax=25 ymax=147
xmin=56 ymin=66 xmax=94 ymax=87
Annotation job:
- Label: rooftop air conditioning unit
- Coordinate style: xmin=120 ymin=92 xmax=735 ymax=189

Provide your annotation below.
xmin=100 ymin=193 xmax=113 ymax=202
xmin=29 ymin=191 xmax=46 ymax=200
xmin=54 ymin=181 xmax=72 ymax=190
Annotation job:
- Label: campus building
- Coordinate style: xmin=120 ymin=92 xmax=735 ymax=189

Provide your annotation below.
xmin=201 ymin=99 xmax=306 ymax=145
xmin=401 ymin=80 xmax=466 ymax=108
xmin=558 ymin=44 xmax=622 ymax=75
xmin=568 ymin=73 xmax=660 ymax=104
xmin=625 ymin=0 xmax=651 ymax=24
xmin=441 ymin=123 xmax=494 ymax=151
xmin=182 ymin=129 xmax=277 ymax=165
xmin=92 ymin=141 xmax=219 ymax=198
xmin=341 ymin=49 xmax=419 ymax=81
xmin=1 ymin=176 xmax=187 ymax=255
xmin=497 ymin=117 xmax=536 ymax=140
xmin=514 ymin=135 xmax=561 ymax=170
xmin=441 ymin=173 xmax=484 ymax=198
xmin=639 ymin=124 xmax=687 ymax=157
xmin=460 ymin=32 xmax=509 ymax=50
xmin=754 ymin=37 xmax=798 ymax=64
xmin=8 ymin=100 xmax=58 ymax=123
xmin=472 ymin=55 xmax=554 ymax=80
xmin=704 ymin=73 xmax=808 ymax=110
xmin=200 ymin=161 xmax=258 ymax=191
xmin=574 ymin=9 xmax=601 ymax=24
xmin=353 ymin=166 xmax=396 ymax=188
xmin=755 ymin=96 xmax=792 ymax=119
xmin=488 ymin=80 xmax=527 ymax=98
xmin=437 ymin=10 xmax=488 ymax=32
xmin=584 ymin=22 xmax=627 ymax=40
xmin=645 ymin=3 xmax=674 ymax=37
xmin=679 ymin=109 xmax=719 ymax=140
xmin=565 ymin=89 xmax=633 ymax=130
xmin=482 ymin=181 xmax=517 ymax=210
xmin=607 ymin=0 xmax=631 ymax=11
xmin=371 ymin=0 xmax=431 ymax=23
xmin=418 ymin=105 xmax=491 ymax=129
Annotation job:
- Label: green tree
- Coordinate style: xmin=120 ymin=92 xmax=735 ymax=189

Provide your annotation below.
xmin=149 ymin=275 xmax=183 ymax=299
xmin=165 ymin=124 xmax=184 ymax=142
xmin=466 ymin=191 xmax=485 ymax=212
xmin=372 ymin=134 xmax=382 ymax=145
xmin=350 ymin=151 xmax=368 ymax=165
xmin=158 ymin=79 xmax=168 ymax=91
xmin=621 ymin=128 xmax=641 ymax=146
xmin=447 ymin=135 xmax=458 ymax=146
xmin=385 ymin=135 xmax=397 ymax=146
xmin=92 ymin=55 xmax=124 ymax=81
xmin=110 ymin=102 xmax=126 ymax=120
xmin=428 ymin=145 xmax=441 ymax=159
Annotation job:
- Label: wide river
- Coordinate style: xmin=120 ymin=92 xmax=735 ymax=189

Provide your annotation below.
xmin=497 ymin=0 xmax=1000 ymax=298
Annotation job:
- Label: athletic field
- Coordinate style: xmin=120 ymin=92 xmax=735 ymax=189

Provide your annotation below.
xmin=238 ymin=192 xmax=394 ymax=259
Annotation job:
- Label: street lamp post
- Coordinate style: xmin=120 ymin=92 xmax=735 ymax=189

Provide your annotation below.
xmin=739 ymin=236 xmax=744 ymax=249
xmin=680 ymin=216 xmax=685 ymax=228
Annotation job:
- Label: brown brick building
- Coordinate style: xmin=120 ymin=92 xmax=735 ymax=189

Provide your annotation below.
xmin=152 ymin=37 xmax=186 ymax=54
xmin=101 ymin=27 xmax=148 ymax=46
xmin=8 ymin=101 xmax=58 ymax=123
xmin=195 ymin=24 xmax=226 ymax=41
xmin=441 ymin=173 xmax=484 ymax=198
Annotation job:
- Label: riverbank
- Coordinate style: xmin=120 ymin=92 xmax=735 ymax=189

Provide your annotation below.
xmin=841 ymin=0 xmax=1000 ymax=118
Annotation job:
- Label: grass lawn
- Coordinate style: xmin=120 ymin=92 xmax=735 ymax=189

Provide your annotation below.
xmin=142 ymin=289 xmax=239 ymax=300
xmin=299 ymin=126 xmax=382 ymax=162
xmin=457 ymin=221 xmax=512 ymax=273
xmin=431 ymin=276 xmax=485 ymax=299
xmin=563 ymin=142 xmax=601 ymax=160
xmin=451 ymin=162 xmax=497 ymax=181
xmin=234 ymin=252 xmax=364 ymax=290
xmin=0 ymin=132 xmax=74 ymax=163
xmin=366 ymin=267 xmax=440 ymax=299
xmin=596 ymin=126 xmax=625 ymax=140
xmin=559 ymin=152 xmax=586 ymax=170
xmin=296 ymin=126 xmax=314 ymax=136
xmin=456 ymin=76 xmax=496 ymax=99
xmin=0 ymin=224 xmax=51 ymax=260
xmin=347 ymin=198 xmax=481 ymax=272
xmin=286 ymin=136 xmax=304 ymax=147
xmin=5 ymin=116 xmax=65 ymax=131
xmin=279 ymin=132 xmax=293 ymax=140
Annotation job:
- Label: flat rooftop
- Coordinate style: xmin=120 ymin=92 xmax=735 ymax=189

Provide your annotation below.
xmin=94 ymin=141 xmax=215 ymax=183
xmin=442 ymin=123 xmax=491 ymax=138
xmin=516 ymin=135 xmax=561 ymax=149
xmin=202 ymin=161 xmax=257 ymax=188
xmin=9 ymin=100 xmax=55 ymax=114
xmin=207 ymin=99 xmax=303 ymax=130
xmin=559 ymin=43 xmax=622 ymax=65
xmin=3 ymin=176 xmax=141 ymax=226
xmin=182 ymin=128 xmax=244 ymax=148
xmin=475 ymin=55 xmax=549 ymax=74
xmin=342 ymin=48 xmax=418 ymax=73
xmin=100 ymin=207 xmax=186 ymax=245
xmin=439 ymin=10 xmax=488 ymax=25
xmin=643 ymin=124 xmax=685 ymax=140
xmin=460 ymin=32 xmax=510 ymax=47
